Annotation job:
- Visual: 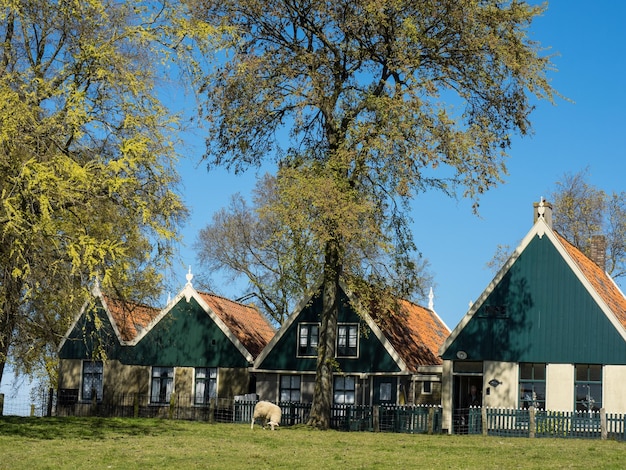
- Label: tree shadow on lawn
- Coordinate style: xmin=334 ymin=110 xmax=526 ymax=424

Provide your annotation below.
xmin=0 ymin=416 xmax=183 ymax=440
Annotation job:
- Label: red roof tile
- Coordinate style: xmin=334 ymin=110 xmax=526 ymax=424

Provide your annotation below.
xmin=198 ymin=292 xmax=276 ymax=358
xmin=373 ymin=299 xmax=450 ymax=369
xmin=102 ymin=295 xmax=160 ymax=342
xmin=556 ymin=232 xmax=626 ymax=331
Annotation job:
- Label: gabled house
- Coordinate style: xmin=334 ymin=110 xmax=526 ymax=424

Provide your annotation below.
xmin=439 ymin=201 xmax=626 ymax=433
xmin=57 ymin=273 xmax=275 ymax=411
xmin=253 ymin=283 xmax=450 ymax=407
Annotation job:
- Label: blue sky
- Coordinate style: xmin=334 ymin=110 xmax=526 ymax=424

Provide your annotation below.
xmin=172 ymin=1 xmax=626 ymax=331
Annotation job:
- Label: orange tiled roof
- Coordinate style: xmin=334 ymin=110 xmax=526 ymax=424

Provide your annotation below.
xmin=198 ymin=292 xmax=276 ymax=357
xmin=103 ymin=295 xmax=160 ymax=342
xmin=373 ymin=299 xmax=450 ymax=369
xmin=556 ymin=232 xmax=626 ymax=331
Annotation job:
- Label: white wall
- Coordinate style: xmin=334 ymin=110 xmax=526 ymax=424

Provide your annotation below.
xmin=546 ymin=363 xmax=574 ymax=411
xmin=483 ymin=361 xmax=518 ymax=409
xmin=603 ymin=365 xmax=626 ymax=413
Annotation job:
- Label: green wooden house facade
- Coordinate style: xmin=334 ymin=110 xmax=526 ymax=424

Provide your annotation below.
xmin=57 ymin=276 xmax=275 ymax=410
xmin=439 ymin=201 xmax=626 ymax=432
xmin=253 ymin=283 xmax=450 ymax=407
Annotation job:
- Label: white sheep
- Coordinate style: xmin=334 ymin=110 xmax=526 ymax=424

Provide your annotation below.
xmin=251 ymin=401 xmax=281 ymax=430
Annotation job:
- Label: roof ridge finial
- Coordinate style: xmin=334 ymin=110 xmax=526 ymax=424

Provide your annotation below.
xmin=428 ymin=287 xmax=434 ymax=311
xmin=186 ymin=266 xmax=193 ymax=286
xmin=537 ymin=196 xmax=546 ymax=218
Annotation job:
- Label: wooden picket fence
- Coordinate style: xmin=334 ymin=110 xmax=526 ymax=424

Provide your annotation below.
xmin=466 ymin=407 xmax=626 ymax=440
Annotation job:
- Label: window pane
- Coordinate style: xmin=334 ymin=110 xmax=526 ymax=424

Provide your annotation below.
xmin=589 ymin=364 xmax=602 ymax=381
xmin=348 ymin=327 xmax=358 ymax=347
xmin=281 ymin=375 xmax=291 ymax=387
xmin=345 ymin=376 xmax=355 ymax=389
xmin=533 ymin=364 xmax=546 ymax=380
xmin=299 ymin=326 xmax=308 ymax=347
xmin=380 ymin=383 xmax=392 ymax=401
xmin=338 ymin=326 xmax=346 ymax=347
xmin=335 ymin=376 xmax=345 ymax=389
xmin=520 ymin=363 xmax=532 ymax=380
xmin=310 ymin=326 xmax=318 ymax=347
xmin=453 ymin=361 xmax=482 ymax=373
xmin=575 ymin=364 xmax=588 ymax=381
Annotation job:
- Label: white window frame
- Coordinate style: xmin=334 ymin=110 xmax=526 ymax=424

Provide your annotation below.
xmin=297 ymin=323 xmax=319 ymax=357
xmin=280 ymin=375 xmax=301 ymax=402
xmin=336 ymin=323 xmax=359 ymax=358
xmin=150 ymin=366 xmax=174 ymax=405
xmin=333 ymin=375 xmax=356 ymax=405
xmin=81 ymin=360 xmax=103 ymax=402
xmin=194 ymin=367 xmax=218 ymax=405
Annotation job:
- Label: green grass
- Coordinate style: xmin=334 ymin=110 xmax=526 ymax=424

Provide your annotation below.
xmin=0 ymin=417 xmax=624 ymax=469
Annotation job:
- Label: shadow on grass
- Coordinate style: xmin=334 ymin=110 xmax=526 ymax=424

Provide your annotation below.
xmin=0 ymin=416 xmax=184 ymax=440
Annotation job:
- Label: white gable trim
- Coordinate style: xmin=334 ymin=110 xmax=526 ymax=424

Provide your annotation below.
xmin=341 ymin=283 xmax=409 ymax=372
xmin=550 ymin=234 xmax=626 ymax=343
xmin=253 ymin=280 xmax=408 ymax=372
xmin=253 ymin=286 xmax=318 ymax=368
xmin=129 ymin=283 xmax=255 ymax=362
xmin=57 ymin=282 xmax=126 ymax=352
xmin=440 ymin=217 xmax=626 ymax=355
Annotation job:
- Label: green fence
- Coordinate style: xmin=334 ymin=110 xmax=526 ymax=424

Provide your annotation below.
xmin=235 ymin=401 xmax=441 ymax=433
xmin=468 ymin=407 xmax=626 ymax=441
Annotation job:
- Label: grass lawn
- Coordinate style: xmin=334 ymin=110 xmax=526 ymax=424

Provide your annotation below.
xmin=0 ymin=417 xmax=624 ymax=469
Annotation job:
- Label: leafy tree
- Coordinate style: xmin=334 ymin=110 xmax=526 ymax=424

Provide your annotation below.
xmin=196 ymin=173 xmax=433 ymax=325
xmin=195 ymin=174 xmax=322 ymax=325
xmin=193 ymin=0 xmax=556 ymax=428
xmin=0 ymin=1 xmax=210 ymax=386
xmin=550 ymin=169 xmax=626 ymax=279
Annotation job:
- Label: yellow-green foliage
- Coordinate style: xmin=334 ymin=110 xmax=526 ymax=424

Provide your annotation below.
xmin=0 ymin=0 xmax=215 ymax=384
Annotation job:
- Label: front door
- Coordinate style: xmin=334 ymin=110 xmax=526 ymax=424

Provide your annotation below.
xmin=453 ymin=375 xmax=483 ymax=434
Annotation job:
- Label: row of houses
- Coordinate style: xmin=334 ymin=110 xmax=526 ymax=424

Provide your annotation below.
xmin=57 ymin=201 xmax=626 ymax=433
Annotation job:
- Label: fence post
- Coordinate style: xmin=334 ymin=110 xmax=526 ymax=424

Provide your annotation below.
xmin=133 ymin=393 xmax=139 ymax=418
xmin=600 ymin=408 xmax=607 ymax=440
xmin=481 ymin=407 xmax=487 ymax=436
xmin=373 ymin=405 xmax=380 ymax=432
xmin=427 ymin=406 xmax=434 ymax=435
xmin=529 ymin=406 xmax=536 ymax=438
xmin=47 ymin=388 xmax=54 ymax=417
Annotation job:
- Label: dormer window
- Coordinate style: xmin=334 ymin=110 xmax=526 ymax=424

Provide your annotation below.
xmin=297 ymin=323 xmax=319 ymax=357
xmin=336 ymin=323 xmax=358 ymax=357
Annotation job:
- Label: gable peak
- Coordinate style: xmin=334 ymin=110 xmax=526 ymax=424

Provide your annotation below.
xmin=533 ymin=198 xmax=553 ymax=229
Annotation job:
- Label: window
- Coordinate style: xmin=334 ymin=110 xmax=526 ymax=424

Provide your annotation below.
xmin=336 ymin=324 xmax=358 ymax=357
xmin=151 ymin=367 xmax=174 ymax=404
xmin=280 ymin=375 xmax=301 ymax=402
xmin=519 ymin=363 xmax=546 ymax=410
xmin=422 ymin=381 xmax=432 ymax=395
xmin=575 ymin=364 xmax=602 ymax=412
xmin=333 ymin=376 xmax=356 ymax=404
xmin=195 ymin=368 xmax=217 ymax=405
xmin=298 ymin=323 xmax=319 ymax=356
xmin=379 ymin=382 xmax=392 ymax=401
xmin=81 ymin=361 xmax=103 ymax=401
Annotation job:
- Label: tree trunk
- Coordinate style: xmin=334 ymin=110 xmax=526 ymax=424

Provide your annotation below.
xmin=307 ymin=238 xmax=341 ymax=429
